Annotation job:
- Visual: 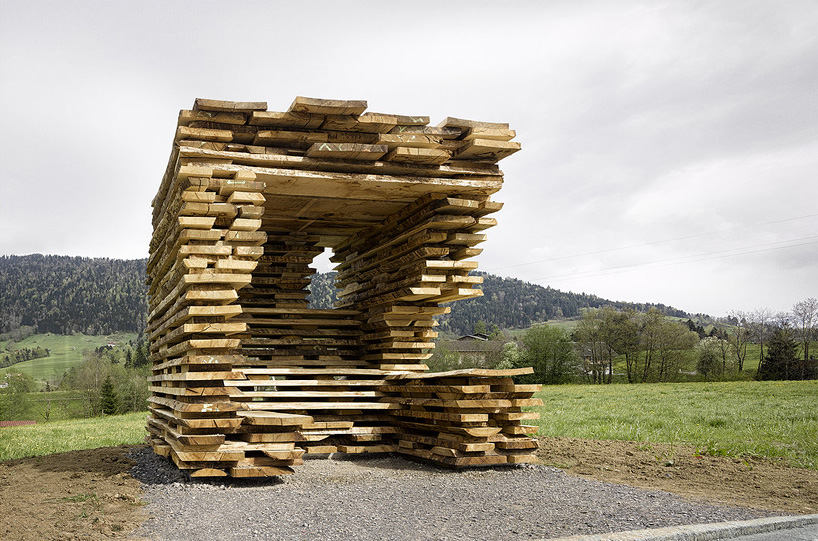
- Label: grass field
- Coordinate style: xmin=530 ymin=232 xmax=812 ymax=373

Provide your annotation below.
xmin=3 ymin=381 xmax=816 ymax=469
xmin=532 ymin=380 xmax=818 ymax=468
xmin=507 ymin=319 xmax=580 ymax=338
xmin=3 ymin=390 xmax=89 ymax=422
xmin=0 ymin=411 xmax=147 ymax=461
xmin=0 ymin=332 xmax=137 ymax=384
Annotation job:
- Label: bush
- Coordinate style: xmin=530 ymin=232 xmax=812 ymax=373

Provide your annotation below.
xmin=514 ymin=325 xmax=580 ymax=384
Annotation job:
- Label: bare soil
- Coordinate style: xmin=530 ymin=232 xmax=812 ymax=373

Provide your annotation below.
xmin=536 ymin=437 xmax=818 ymax=514
xmin=1 ymin=439 xmax=815 ymax=540
xmin=0 ymin=445 xmax=146 ymax=541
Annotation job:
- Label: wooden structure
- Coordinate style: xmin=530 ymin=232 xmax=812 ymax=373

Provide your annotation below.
xmin=147 ymin=97 xmax=541 ymax=477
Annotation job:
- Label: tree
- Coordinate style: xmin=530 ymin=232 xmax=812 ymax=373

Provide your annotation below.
xmin=496 ymin=342 xmax=521 ymax=370
xmin=473 ymin=320 xmax=487 ymax=336
xmin=40 ymin=399 xmax=53 ymax=422
xmin=99 ymin=375 xmax=120 ymax=415
xmin=757 ymin=323 xmax=800 ymax=380
xmin=601 ymin=308 xmax=640 ymax=383
xmin=639 ymin=308 xmax=664 ymax=383
xmin=65 ymin=352 xmax=108 ymax=416
xmin=517 ymin=325 xmax=580 ymax=384
xmin=0 ymin=255 xmax=147 ymax=336
xmin=708 ymin=326 xmax=732 ymax=375
xmin=696 ymin=337 xmax=723 ymax=380
xmin=654 ymin=319 xmax=698 ymax=382
xmin=425 ymin=342 xmax=458 ymax=372
xmin=117 ymin=365 xmax=150 ymax=413
xmin=133 ymin=342 xmax=148 ymax=368
xmin=751 ymin=307 xmax=774 ymax=364
xmin=0 ymin=372 xmax=36 ymax=421
xmin=791 ymin=297 xmax=817 ymax=378
xmin=575 ymin=310 xmax=606 ymax=384
xmin=686 ymin=319 xmax=706 ymax=339
xmin=727 ymin=310 xmax=751 ymax=372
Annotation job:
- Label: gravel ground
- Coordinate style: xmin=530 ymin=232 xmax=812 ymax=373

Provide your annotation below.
xmin=129 ymin=448 xmax=778 ymax=541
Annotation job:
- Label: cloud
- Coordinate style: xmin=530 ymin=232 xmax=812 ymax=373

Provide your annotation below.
xmin=1 ymin=0 xmax=816 ymax=315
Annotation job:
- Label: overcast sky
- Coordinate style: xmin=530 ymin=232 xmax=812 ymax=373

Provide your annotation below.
xmin=1 ymin=0 xmax=815 ymax=317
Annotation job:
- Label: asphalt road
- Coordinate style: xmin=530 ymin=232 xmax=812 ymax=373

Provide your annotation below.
xmin=547 ymin=514 xmax=818 ymax=540
xmin=732 ymin=523 xmax=818 ymax=541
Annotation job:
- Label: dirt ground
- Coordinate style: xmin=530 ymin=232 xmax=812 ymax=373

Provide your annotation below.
xmin=536 ymin=437 xmax=818 ymax=514
xmin=0 ymin=446 xmax=146 ymax=541
xmin=1 ymin=439 xmax=816 ymax=540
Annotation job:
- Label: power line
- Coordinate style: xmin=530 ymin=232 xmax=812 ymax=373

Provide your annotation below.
xmin=486 ymin=213 xmax=818 ymax=272
xmin=529 ymin=236 xmax=818 ymax=284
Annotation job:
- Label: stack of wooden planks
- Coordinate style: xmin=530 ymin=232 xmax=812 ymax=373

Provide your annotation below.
xmin=386 ymin=368 xmax=542 ymax=466
xmin=147 ymin=96 xmax=535 ymax=477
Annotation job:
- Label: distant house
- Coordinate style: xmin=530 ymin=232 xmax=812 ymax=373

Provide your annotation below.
xmin=576 ymin=343 xmax=623 ymax=377
xmin=457 ymin=333 xmax=490 ymax=341
xmin=438 ymin=334 xmax=505 ymax=367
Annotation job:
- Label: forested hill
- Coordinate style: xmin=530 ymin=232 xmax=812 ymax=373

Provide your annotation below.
xmin=307 ymin=271 xmax=689 ymax=335
xmin=0 ymin=255 xmax=147 ymax=335
xmin=435 ymin=272 xmax=688 ymax=335
xmin=0 ymin=255 xmax=688 ymax=338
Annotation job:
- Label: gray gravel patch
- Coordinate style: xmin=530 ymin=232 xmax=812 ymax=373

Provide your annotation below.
xmin=129 ymin=447 xmax=779 ymax=541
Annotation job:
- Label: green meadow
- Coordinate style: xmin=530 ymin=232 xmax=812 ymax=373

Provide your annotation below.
xmin=0 ymin=332 xmax=137 ymax=384
xmin=0 ymin=411 xmax=147 ymax=460
xmin=532 ymin=380 xmax=818 ymax=468
xmin=3 ymin=381 xmax=816 ymax=470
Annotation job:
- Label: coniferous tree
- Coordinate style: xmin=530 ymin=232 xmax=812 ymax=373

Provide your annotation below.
xmin=757 ymin=324 xmax=799 ymax=380
xmin=0 ymin=255 xmax=147 ymax=335
xmin=133 ymin=342 xmax=149 ymax=368
xmin=99 ymin=375 xmax=120 ymax=415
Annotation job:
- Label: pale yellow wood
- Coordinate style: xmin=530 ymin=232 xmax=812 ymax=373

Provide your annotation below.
xmin=454 ymin=139 xmax=521 ymax=161
xmin=236 ymin=411 xmax=314 ymax=426
xmin=176 ymin=126 xmax=234 ymax=143
xmin=320 ymin=114 xmax=397 ymax=133
xmin=227 ymin=191 xmax=266 ymax=204
xmin=148 ymin=96 xmax=539 ymax=475
xmin=178 ymin=216 xmax=216 ymax=229
xmin=214 ymin=259 xmax=257 ymax=271
xmin=384 ymin=147 xmax=451 ymax=165
xmin=437 ymin=116 xmax=509 ymax=130
xmin=248 ymin=110 xmax=324 ymax=129
xmin=305 ymin=142 xmax=387 ymax=161
xmin=289 ymin=96 xmax=367 ymax=115
xmin=179 ymin=109 xmax=246 ymax=125
xmin=254 ymin=129 xmax=327 ymax=146
xmin=229 ymin=218 xmax=262 ymax=231
xmin=462 ymin=127 xmax=517 ymax=141
xmin=194 ymin=98 xmax=267 ymax=112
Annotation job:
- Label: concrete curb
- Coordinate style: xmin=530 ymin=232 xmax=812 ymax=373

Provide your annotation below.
xmin=545 ymin=514 xmax=818 ymax=540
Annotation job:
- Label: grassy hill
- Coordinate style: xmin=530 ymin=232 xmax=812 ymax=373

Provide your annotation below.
xmin=0 ymin=332 xmax=137 ymax=384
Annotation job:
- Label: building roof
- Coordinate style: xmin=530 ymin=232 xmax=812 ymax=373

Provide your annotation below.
xmin=441 ymin=339 xmax=506 ymax=353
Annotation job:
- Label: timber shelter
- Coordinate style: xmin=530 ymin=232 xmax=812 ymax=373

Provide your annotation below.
xmin=147 ymin=97 xmax=542 ymax=477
